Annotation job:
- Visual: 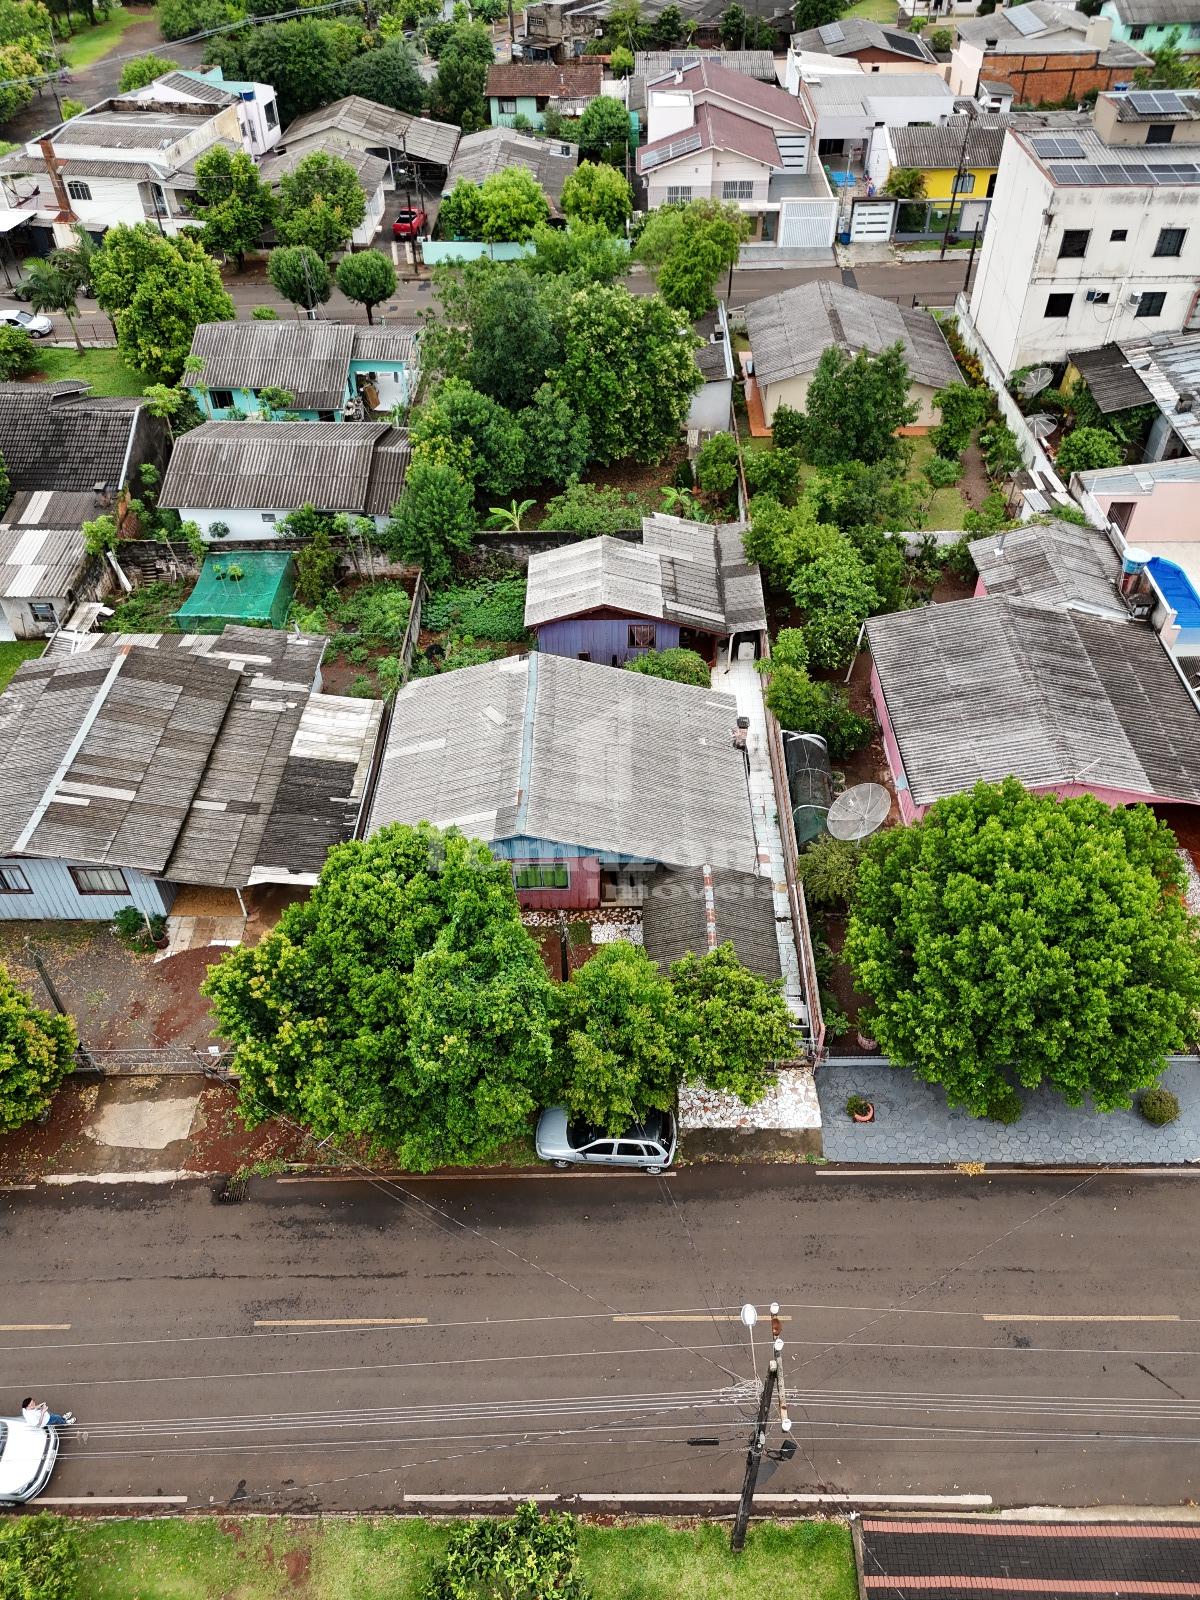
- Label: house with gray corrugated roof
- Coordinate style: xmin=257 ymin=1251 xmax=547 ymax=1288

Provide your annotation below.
xmin=865 ymin=518 xmax=1200 ymax=821
xmin=0 ymin=489 xmax=115 ymax=642
xmin=185 ymin=321 xmax=420 ymax=422
xmin=280 ymin=97 xmax=461 ymax=186
xmin=442 ymin=127 xmax=579 ymax=217
xmin=524 ymin=515 xmax=767 ymax=667
xmin=744 ymin=280 xmax=959 ymax=428
xmin=1099 ymin=0 xmax=1198 ymax=55
xmin=159 ymin=420 xmax=410 ymax=541
xmin=0 ymin=627 xmax=383 ymax=921
xmin=366 ymin=651 xmax=759 ymax=910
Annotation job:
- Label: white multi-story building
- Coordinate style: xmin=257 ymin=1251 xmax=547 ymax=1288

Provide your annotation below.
xmin=967 ymin=89 xmax=1200 ymax=375
xmin=128 ymin=68 xmax=281 ymax=158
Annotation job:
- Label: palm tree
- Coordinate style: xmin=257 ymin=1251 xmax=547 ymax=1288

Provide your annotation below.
xmin=22 ymin=255 xmax=83 ymax=354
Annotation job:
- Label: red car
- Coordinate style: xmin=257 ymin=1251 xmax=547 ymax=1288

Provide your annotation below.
xmin=392 ymin=208 xmax=428 ymax=240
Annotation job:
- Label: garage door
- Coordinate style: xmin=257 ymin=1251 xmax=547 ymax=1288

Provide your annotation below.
xmin=850 ymin=200 xmax=895 ymax=243
xmin=779 ymin=199 xmax=837 ymax=249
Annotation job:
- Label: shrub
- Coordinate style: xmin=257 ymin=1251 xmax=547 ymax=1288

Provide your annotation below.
xmin=762 ymin=664 xmax=874 ymax=758
xmin=771 ymin=403 xmax=805 ymax=452
xmin=1056 ymin=425 xmax=1122 ymax=476
xmin=797 ymin=834 xmax=863 ymax=909
xmin=332 ymin=582 xmax=413 ymax=645
xmin=0 ymin=1512 xmax=79 ymax=1600
xmin=423 ymin=576 xmax=527 ymax=642
xmin=924 ymin=453 xmax=962 ymax=488
xmin=846 ymin=1093 xmax=871 ymax=1118
xmin=0 ymin=323 xmax=36 ymax=379
xmin=987 ymin=1086 xmax=1024 ymax=1124
xmin=771 ymin=627 xmax=808 ymax=672
xmin=944 ymin=535 xmax=978 ymax=583
xmin=694 ymin=431 xmax=739 ymax=503
xmin=252 ymin=305 xmax=279 ymax=320
xmin=539 ymin=482 xmax=646 ymax=537
xmin=930 ymin=25 xmax=953 ymax=50
xmin=744 ymin=447 xmax=801 ymax=505
xmin=624 ymin=647 xmax=711 ymax=687
xmin=1139 ymin=1085 xmax=1180 ymax=1126
xmin=348 ymin=673 xmax=375 ymax=697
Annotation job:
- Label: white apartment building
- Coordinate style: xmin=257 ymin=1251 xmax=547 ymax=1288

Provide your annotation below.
xmin=968 ymin=89 xmax=1200 ymax=375
xmin=128 ymin=68 xmax=281 ymax=158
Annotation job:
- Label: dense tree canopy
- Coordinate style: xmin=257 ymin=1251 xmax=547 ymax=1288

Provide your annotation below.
xmin=465 ymin=268 xmax=558 ymax=410
xmin=118 ymin=53 xmax=181 ymax=92
xmin=526 ymin=220 xmax=630 ymax=286
xmin=800 ymin=342 xmax=917 ymax=466
xmin=845 ymin=780 xmax=1200 ymax=1119
xmin=91 ymin=224 xmax=234 ymax=383
xmin=635 ymin=199 xmax=748 ymax=320
xmin=267 ymin=244 xmax=332 ymax=313
xmin=335 ymin=248 xmax=397 ymax=324
xmin=411 ymin=377 xmax=527 ymax=499
xmin=386 ymin=456 xmax=476 ymax=582
xmin=1056 ymin=425 xmax=1122 ymax=476
xmin=575 ymin=95 xmax=632 ymax=165
xmin=205 ymin=18 xmax=361 ymax=124
xmin=560 ymin=161 xmax=633 ymax=233
xmin=343 ymin=37 xmax=426 ymax=112
xmin=428 ymin=20 xmax=494 ymax=130
xmin=275 ymin=151 xmax=367 ymax=259
xmin=194 ymin=146 xmax=275 ymax=268
xmin=203 ymin=825 xmax=556 ymax=1170
xmin=0 ymin=964 xmax=77 ymax=1133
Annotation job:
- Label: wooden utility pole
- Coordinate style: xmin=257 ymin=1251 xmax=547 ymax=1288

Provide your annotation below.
xmin=731 ymin=1304 xmax=790 ymax=1554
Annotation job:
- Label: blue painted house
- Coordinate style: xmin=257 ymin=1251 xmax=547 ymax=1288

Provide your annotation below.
xmin=485 ymin=61 xmax=601 ymax=129
xmin=523 ymin=515 xmax=768 ymax=668
xmin=185 ymin=321 xmax=420 ymax=423
xmin=1099 ymin=0 xmax=1200 ymax=51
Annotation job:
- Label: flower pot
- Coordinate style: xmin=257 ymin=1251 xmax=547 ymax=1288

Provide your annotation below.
xmin=856 ymin=1031 xmax=878 ymax=1051
xmin=851 ymin=1103 xmax=874 ymax=1124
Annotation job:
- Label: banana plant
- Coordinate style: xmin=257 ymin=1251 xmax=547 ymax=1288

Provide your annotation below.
xmin=486 ymin=498 xmax=536 ymax=532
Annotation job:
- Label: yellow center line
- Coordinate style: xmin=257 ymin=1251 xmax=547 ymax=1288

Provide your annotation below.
xmin=981 ymin=1314 xmax=1180 ymax=1323
xmin=0 ymin=1323 xmax=71 ymax=1331
xmin=612 ymin=1315 xmax=793 ymax=1324
xmin=254 ymin=1318 xmax=429 ymax=1328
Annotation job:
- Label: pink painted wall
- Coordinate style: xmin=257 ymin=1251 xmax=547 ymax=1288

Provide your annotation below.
xmin=869 ymin=663 xmax=922 ymax=823
xmin=974 ymin=575 xmax=988 ymax=598
xmin=1091 ymin=481 xmax=1200 ymax=544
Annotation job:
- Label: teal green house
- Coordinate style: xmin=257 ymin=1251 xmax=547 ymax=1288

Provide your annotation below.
xmin=1099 ymin=0 xmax=1200 ymax=49
xmin=485 ymin=60 xmax=602 ymax=129
xmin=185 ymin=322 xmax=420 ymax=423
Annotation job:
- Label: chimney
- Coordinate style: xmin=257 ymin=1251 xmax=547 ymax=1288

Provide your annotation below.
xmin=37 ymin=136 xmax=76 ymax=222
xmin=1084 ymin=14 xmax=1112 ymax=48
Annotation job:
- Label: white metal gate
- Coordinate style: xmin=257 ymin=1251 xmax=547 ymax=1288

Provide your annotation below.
xmin=849 ymin=199 xmax=896 ymax=243
xmin=778 ymin=199 xmax=837 ymax=249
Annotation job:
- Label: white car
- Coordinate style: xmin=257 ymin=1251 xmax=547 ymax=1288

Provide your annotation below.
xmin=0 ymin=1416 xmax=59 ymax=1504
xmin=0 ymin=307 xmax=53 ymax=337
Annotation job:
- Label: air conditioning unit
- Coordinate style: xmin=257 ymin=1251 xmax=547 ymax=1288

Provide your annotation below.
xmin=1126 ymin=290 xmax=1142 ymax=306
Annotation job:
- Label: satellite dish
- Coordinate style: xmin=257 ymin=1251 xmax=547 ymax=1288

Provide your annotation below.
xmin=1026 ymin=412 xmax=1057 ymax=438
xmin=826 ymin=782 xmax=891 ymax=841
xmin=1018 ymin=365 xmax=1053 ymax=399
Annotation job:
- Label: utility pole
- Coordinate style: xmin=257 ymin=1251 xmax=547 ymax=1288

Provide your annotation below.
xmin=731 ymin=1303 xmax=791 ymax=1554
xmin=963 ymin=219 xmax=981 ymax=296
xmin=940 ymin=104 xmax=976 ymax=262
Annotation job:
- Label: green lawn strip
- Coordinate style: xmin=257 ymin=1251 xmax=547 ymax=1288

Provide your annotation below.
xmin=59 ymin=7 xmax=142 ymax=69
xmin=0 ymin=640 xmax=44 ymax=690
xmin=76 ymin=1516 xmax=856 ymax=1600
xmin=842 ymin=0 xmax=897 ymax=19
xmin=906 ymin=434 xmax=970 ymax=529
xmin=33 ymin=345 xmax=144 ymax=397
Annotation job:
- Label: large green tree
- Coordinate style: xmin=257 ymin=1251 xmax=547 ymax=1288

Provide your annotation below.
xmin=194 ymin=146 xmax=275 ymax=269
xmin=516 ymin=383 xmax=590 ymax=485
xmin=386 ymin=455 xmax=475 ymax=582
xmin=91 ymin=224 xmax=234 ymax=383
xmin=203 ymin=825 xmax=556 ymax=1169
xmin=550 ymin=282 xmax=700 ymax=464
xmin=276 ymin=151 xmax=367 ymax=260
xmin=428 ymin=20 xmax=494 ymax=130
xmin=411 ymin=377 xmax=527 ymax=498
xmin=118 ymin=53 xmax=181 ymax=91
xmin=635 ymin=199 xmax=748 ymax=320
xmin=526 ymin=219 xmax=630 ymax=286
xmin=477 ymin=167 xmax=550 ymax=243
xmin=204 ymin=18 xmax=358 ymax=124
xmin=335 ymin=248 xmax=397 ymax=325
xmin=560 ymin=160 xmax=633 ymax=233
xmin=1056 ymin=425 xmax=1122 ymax=476
xmin=267 ymin=244 xmax=332 ymax=314
xmin=0 ymin=964 xmax=77 ymax=1133
xmin=670 ymin=944 xmax=795 ymax=1098
xmin=800 ymin=342 xmax=917 ymax=466
xmin=344 ymin=37 xmax=426 ymax=112
xmin=575 ymin=95 xmax=632 ymax=166
xmin=465 ymin=268 xmax=558 ymax=409
xmin=845 ymin=780 xmax=1200 ymax=1119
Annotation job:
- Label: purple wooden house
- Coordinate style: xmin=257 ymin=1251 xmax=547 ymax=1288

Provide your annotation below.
xmin=524 ymin=515 xmax=767 ymax=668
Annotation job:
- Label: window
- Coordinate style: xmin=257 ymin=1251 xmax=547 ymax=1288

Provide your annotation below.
xmin=1090 ymin=291 xmax=1110 ymax=305
xmin=499 ymin=96 xmax=517 ymax=113
xmin=265 ymin=99 xmax=278 ymax=128
xmin=665 ymin=185 xmax=692 ymax=204
xmin=628 ymin=623 xmax=656 ymax=648
xmin=0 ymin=866 xmax=30 ymax=893
xmin=1147 ymin=123 xmax=1173 ymax=144
xmin=208 ymin=388 xmax=234 ymax=409
xmin=1045 ymin=292 xmax=1073 ymax=317
xmin=617 ymin=1142 xmax=647 ymax=1158
xmin=1154 ymin=226 xmax=1186 ymax=257
xmin=66 ymin=179 xmax=91 ymax=201
xmin=986 ymin=172 xmax=997 ymax=198
xmin=952 ymin=171 xmax=975 ymax=194
xmin=260 ymin=511 xmax=277 ymax=523
xmin=513 ymin=863 xmax=569 ymax=890
xmin=1108 ymin=500 xmax=1135 ymax=534
xmin=577 ymin=651 xmax=591 ymax=661
xmin=1136 ymin=291 xmax=1167 ymax=318
xmin=1058 ymin=229 xmax=1089 ymax=259
xmin=29 ymin=602 xmax=56 ymax=624
xmin=1110 ymin=228 xmax=1128 ymax=242
xmin=69 ymin=866 xmax=129 ymax=895
xmin=721 ymin=179 xmax=754 ymax=201
xmin=1130 ymin=22 xmax=1146 ymax=36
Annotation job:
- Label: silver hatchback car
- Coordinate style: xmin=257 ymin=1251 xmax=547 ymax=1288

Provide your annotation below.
xmin=0 ymin=1417 xmax=59 ymax=1505
xmin=535 ymin=1107 xmax=677 ymax=1173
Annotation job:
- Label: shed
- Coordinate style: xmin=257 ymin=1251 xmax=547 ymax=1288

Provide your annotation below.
xmin=175 ymin=551 xmax=295 ymax=632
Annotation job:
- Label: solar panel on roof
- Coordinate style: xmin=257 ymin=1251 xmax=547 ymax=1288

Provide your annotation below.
xmin=1030 ymin=136 xmax=1084 ymax=157
xmin=1007 ymin=5 xmax=1047 ymax=34
xmin=1048 ymin=163 xmax=1084 ymax=182
xmin=1071 ymin=163 xmax=1101 ymax=182
xmin=641 ymin=127 xmax=703 ymax=169
xmin=818 ymin=20 xmax=845 ymax=42
xmin=1129 ymin=89 xmax=1185 ymax=114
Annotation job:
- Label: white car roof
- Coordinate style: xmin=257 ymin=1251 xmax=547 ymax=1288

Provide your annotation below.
xmin=0 ymin=1417 xmax=53 ymax=1496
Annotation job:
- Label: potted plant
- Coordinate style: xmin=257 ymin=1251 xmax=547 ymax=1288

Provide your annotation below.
xmin=846 ymin=1093 xmax=874 ymax=1124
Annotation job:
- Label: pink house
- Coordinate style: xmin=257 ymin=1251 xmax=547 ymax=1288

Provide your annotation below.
xmin=866 ymin=520 xmax=1200 ymax=819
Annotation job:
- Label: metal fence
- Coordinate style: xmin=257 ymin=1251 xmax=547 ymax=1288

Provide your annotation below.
xmin=74 ymin=1046 xmax=237 ymax=1079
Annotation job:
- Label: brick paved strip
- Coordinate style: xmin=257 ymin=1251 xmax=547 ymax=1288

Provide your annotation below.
xmin=863 ymin=1577 xmax=1200 ymax=1594
xmin=862 ymin=1521 xmax=1200 ymax=1539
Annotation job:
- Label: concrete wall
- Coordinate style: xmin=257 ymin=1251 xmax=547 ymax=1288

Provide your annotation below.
xmin=0 ymin=856 xmax=173 ymax=920
xmin=184 ymin=505 xmax=389 ymax=541
xmin=421 ymin=240 xmax=535 ymax=264
xmin=1085 ymin=477 xmax=1200 ymax=542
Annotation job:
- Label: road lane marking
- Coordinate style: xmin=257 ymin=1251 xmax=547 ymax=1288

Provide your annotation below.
xmin=0 ymin=1323 xmax=71 ymax=1330
xmin=35 ymin=1496 xmax=188 ymax=1505
xmin=613 ymin=1314 xmax=792 ymax=1323
xmin=253 ymin=1317 xmax=429 ymax=1328
xmin=981 ymin=1314 xmax=1180 ymax=1324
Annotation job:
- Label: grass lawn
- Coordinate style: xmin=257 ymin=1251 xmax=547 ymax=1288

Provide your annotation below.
xmin=32 ymin=345 xmax=144 ymax=397
xmin=843 ymin=0 xmax=898 ymax=19
xmin=0 ymin=640 xmax=44 ymax=691
xmin=907 ymin=435 xmax=971 ymax=530
xmin=59 ymin=6 xmax=142 ymax=69
xmin=75 ymin=1516 xmax=857 ymax=1600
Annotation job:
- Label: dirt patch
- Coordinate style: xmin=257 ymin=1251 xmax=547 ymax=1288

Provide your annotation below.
xmin=182 ymin=1084 xmax=318 ymax=1175
xmin=820 ymin=912 xmax=875 ymax=1053
xmin=284 ymin=1548 xmax=312 ymax=1586
xmin=959 ymin=439 xmax=991 ymax=511
xmin=151 ymin=947 xmax=224 ymax=1047
xmin=0 ymin=1078 xmax=98 ymax=1183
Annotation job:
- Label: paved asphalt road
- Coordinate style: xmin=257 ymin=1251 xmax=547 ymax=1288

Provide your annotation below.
xmin=3 ymin=1167 xmax=1199 ymax=1513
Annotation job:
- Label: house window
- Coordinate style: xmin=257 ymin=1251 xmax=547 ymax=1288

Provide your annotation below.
xmin=513 ymin=863 xmax=570 ymax=889
xmin=66 ymin=179 xmax=91 ymax=201
xmin=1154 ymin=226 xmax=1186 ymax=257
xmin=0 ymin=866 xmax=30 ymax=893
xmin=1108 ymin=500 xmax=1135 ymax=533
xmin=1090 ymin=291 xmax=1110 ymax=304
xmin=261 ymin=511 xmax=277 ymax=523
xmin=265 ymin=100 xmax=278 ymax=128
xmin=1110 ymin=228 xmax=1128 ymax=241
xmin=1146 ymin=123 xmax=1173 ymax=144
xmin=499 ymin=96 xmax=517 ymax=113
xmin=1136 ymin=290 xmax=1167 ymax=317
xmin=1058 ymin=229 xmax=1089 ymax=259
xmin=208 ymin=388 xmax=234 ymax=409
xmin=952 ymin=171 xmax=975 ymax=194
xmin=29 ymin=601 xmax=56 ymax=624
xmin=628 ymin=623 xmax=656 ymax=648
xmin=69 ymin=865 xmax=129 ymax=895
xmin=721 ymin=179 xmax=754 ymax=201
xmin=1045 ymin=292 xmax=1073 ymax=317
xmin=1130 ymin=22 xmax=1146 ymax=36
xmin=665 ymin=185 xmax=692 ymax=204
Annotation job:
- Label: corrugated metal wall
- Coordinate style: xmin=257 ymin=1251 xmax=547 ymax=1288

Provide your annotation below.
xmin=0 ymin=858 xmax=173 ymax=921
xmin=536 ymin=617 xmax=680 ymax=665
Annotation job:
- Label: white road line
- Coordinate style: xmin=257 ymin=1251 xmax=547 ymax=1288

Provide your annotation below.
xmin=612 ymin=1314 xmax=793 ymax=1324
xmin=981 ymin=1314 xmax=1181 ymax=1324
xmin=405 ymin=1492 xmax=993 ymax=1508
xmin=254 ymin=1318 xmax=429 ymax=1328
xmin=0 ymin=1323 xmax=71 ymax=1331
xmin=34 ymin=1496 xmax=188 ymax=1505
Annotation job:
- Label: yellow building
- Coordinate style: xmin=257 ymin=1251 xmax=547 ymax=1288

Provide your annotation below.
xmin=885 ymin=120 xmax=1006 ymax=204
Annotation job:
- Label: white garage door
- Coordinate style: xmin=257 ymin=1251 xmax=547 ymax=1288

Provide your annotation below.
xmin=779 ymin=199 xmax=837 ymax=249
xmin=849 ymin=200 xmax=895 ymax=243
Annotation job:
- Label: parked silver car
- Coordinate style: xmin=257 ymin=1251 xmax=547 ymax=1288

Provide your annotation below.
xmin=535 ymin=1107 xmax=677 ymax=1173
xmin=0 ymin=307 xmax=53 ymax=338
xmin=0 ymin=1417 xmax=59 ymax=1505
